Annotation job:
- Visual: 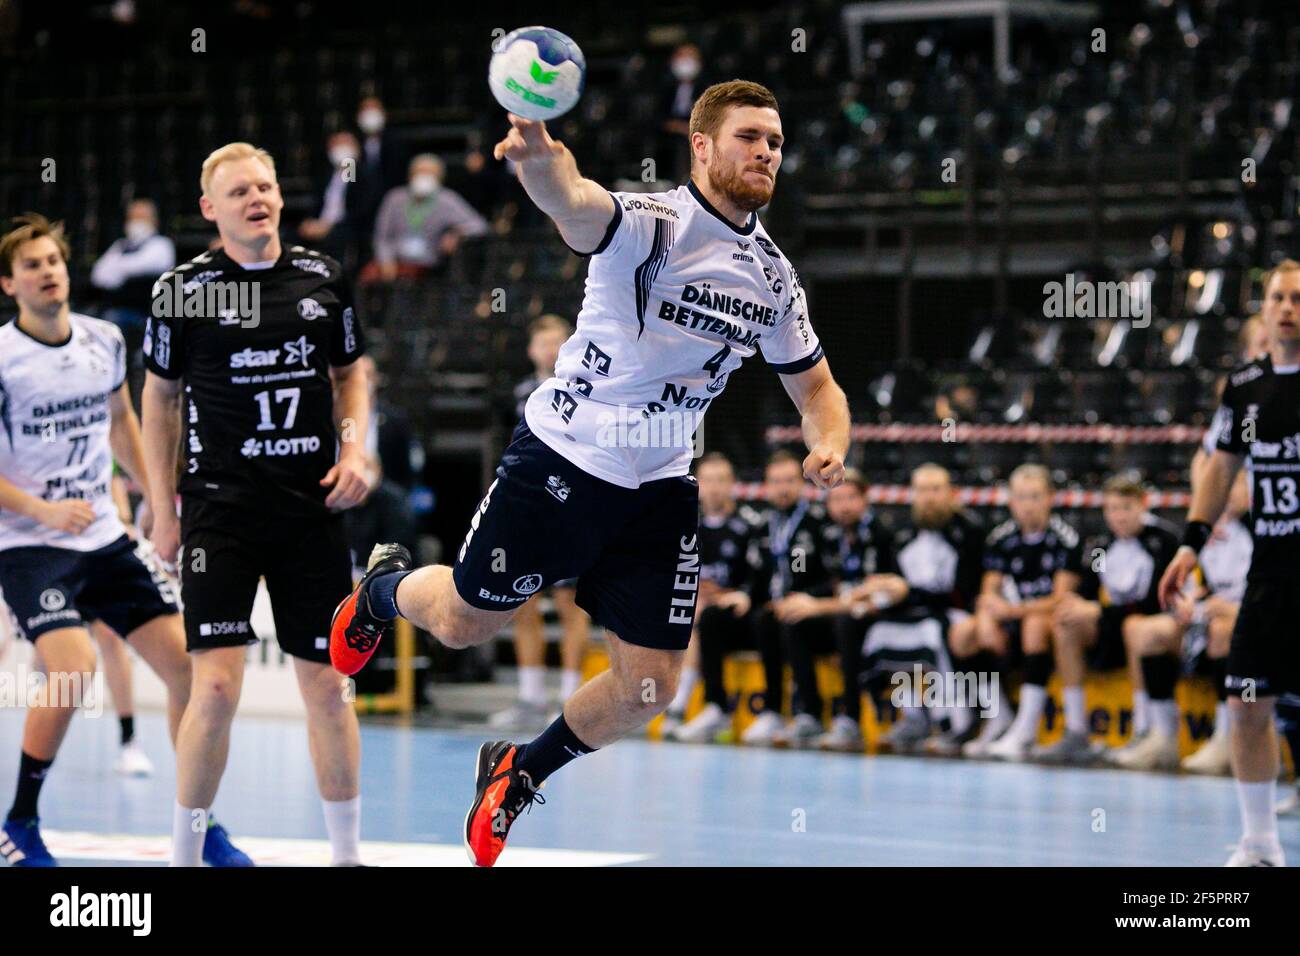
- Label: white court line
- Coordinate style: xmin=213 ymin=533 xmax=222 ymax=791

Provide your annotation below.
xmin=42 ymin=830 xmax=649 ymax=867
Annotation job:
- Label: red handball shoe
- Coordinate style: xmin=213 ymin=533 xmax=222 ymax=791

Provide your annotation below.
xmin=464 ymin=741 xmax=545 ymax=867
xmin=329 ymin=543 xmax=412 ymax=676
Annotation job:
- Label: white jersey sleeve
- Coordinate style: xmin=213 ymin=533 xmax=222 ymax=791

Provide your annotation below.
xmin=757 ymin=262 xmax=822 ymax=372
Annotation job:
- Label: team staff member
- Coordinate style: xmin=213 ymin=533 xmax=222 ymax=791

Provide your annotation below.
xmin=141 ymin=143 xmax=372 ymax=867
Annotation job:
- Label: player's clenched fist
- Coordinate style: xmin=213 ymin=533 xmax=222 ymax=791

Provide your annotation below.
xmin=803 ymin=445 xmax=845 ymax=490
xmin=35 ymin=499 xmax=96 ymax=535
xmin=493 ymin=114 xmax=564 ymax=165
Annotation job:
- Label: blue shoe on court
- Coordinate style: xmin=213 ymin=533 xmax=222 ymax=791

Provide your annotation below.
xmin=1 ymin=816 xmax=57 ymax=867
xmin=203 ymin=822 xmax=254 ymax=867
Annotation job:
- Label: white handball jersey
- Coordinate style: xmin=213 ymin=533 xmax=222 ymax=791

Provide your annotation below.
xmin=523 ymin=182 xmax=823 ymax=488
xmin=0 ymin=314 xmax=128 ymax=552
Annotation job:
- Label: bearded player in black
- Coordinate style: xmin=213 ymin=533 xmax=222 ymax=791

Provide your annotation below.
xmin=141 ymin=143 xmax=372 ymax=866
xmin=1160 ymin=259 xmax=1300 ymax=867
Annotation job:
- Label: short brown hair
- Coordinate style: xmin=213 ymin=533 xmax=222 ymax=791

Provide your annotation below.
xmin=527 ymin=313 xmax=572 ymax=339
xmin=1102 ymin=474 xmax=1146 ymax=501
xmin=688 ymin=80 xmax=779 ymax=141
xmin=697 ymin=451 xmax=733 ymax=471
xmin=766 ymin=448 xmax=802 ymax=472
xmin=1263 ymin=259 xmax=1300 ymax=296
xmin=839 ymin=467 xmax=868 ymax=494
xmin=0 ymin=213 xmax=70 ymax=278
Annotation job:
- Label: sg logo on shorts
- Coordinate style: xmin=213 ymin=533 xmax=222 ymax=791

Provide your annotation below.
xmin=513 ymin=574 xmax=543 ymax=596
xmin=39 ymin=589 xmax=66 ymax=612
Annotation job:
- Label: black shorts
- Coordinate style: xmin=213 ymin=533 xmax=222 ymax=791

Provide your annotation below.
xmin=1226 ymin=578 xmax=1300 ymax=698
xmin=180 ymin=498 xmax=353 ymax=663
xmin=452 ymin=422 xmax=700 ymax=651
xmin=0 ymin=535 xmax=179 ymax=643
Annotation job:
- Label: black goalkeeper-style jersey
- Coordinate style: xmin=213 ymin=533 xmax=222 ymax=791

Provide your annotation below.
xmin=698 ymin=503 xmax=761 ymax=592
xmin=1212 ymin=355 xmax=1300 ymax=579
xmin=143 ymin=244 xmax=366 ymax=516
xmin=984 ymin=514 xmax=1084 ymax=601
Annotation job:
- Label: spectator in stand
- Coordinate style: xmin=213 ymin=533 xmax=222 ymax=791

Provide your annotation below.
xmin=656 ymin=43 xmax=707 ymax=183
xmin=855 ymin=464 xmax=984 ymax=754
xmin=364 ymin=154 xmax=489 ymax=283
xmin=354 ymin=95 xmax=406 ymax=245
xmin=89 ymin=199 xmax=175 ymax=349
xmin=299 ymin=131 xmax=364 ymax=269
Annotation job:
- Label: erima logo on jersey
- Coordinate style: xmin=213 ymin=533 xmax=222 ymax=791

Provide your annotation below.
xmin=733 ymin=241 xmax=754 ymax=263
xmin=297 ymin=298 xmax=327 ymax=320
xmin=292 ymin=258 xmax=330 ymax=277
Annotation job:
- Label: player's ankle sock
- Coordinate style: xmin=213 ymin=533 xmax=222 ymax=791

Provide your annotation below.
xmin=1212 ymin=700 xmax=1231 ymax=739
xmin=119 ymin=715 xmax=135 ymax=746
xmin=321 ymin=795 xmax=361 ymax=866
xmin=560 ymin=667 xmax=584 ymax=702
xmin=365 ymin=569 xmax=414 ymax=621
xmin=518 ymin=666 xmax=546 ymax=706
xmin=513 ymin=712 xmax=597 ymax=786
xmin=7 ymin=752 xmax=53 ymax=821
xmin=668 ymin=666 xmax=698 ymax=714
xmin=1010 ymin=682 xmax=1047 ymax=741
xmin=1236 ymin=780 xmax=1279 ymax=845
xmin=171 ymin=802 xmax=207 ymax=867
xmin=1139 ymin=655 xmax=1179 ymax=737
xmin=1132 ymin=690 xmax=1151 ymax=736
xmin=1063 ymin=686 xmax=1087 ymax=735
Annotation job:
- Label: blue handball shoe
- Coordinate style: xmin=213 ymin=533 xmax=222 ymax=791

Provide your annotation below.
xmin=1 ymin=816 xmax=57 ymax=867
xmin=202 ymin=821 xmax=254 ymax=867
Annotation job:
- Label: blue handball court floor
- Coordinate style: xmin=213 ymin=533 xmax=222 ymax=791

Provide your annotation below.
xmin=1 ymin=709 xmax=1293 ymax=866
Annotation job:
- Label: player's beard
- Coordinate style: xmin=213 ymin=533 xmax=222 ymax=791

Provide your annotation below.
xmin=708 ymin=157 xmax=774 ymax=212
xmin=912 ymin=501 xmax=956 ymax=530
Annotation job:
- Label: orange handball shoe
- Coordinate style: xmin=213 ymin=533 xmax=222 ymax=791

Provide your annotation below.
xmin=464 ymin=741 xmax=545 ymax=867
xmin=330 ymin=543 xmax=412 ymax=676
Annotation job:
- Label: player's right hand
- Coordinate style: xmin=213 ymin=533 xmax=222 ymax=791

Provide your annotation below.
xmin=149 ymin=512 xmax=182 ymax=568
xmin=1158 ymin=546 xmax=1198 ymax=611
xmin=37 ymin=499 xmax=96 ymax=535
xmin=492 ymin=114 xmax=562 ymax=165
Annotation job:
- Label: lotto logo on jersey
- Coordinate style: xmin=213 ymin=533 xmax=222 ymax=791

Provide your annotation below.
xmin=240 ymin=436 xmax=322 ymax=457
xmin=297 ymin=298 xmax=328 ymax=321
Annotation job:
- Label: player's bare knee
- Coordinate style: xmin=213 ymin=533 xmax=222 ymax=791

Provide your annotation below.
xmin=1227 ymin=695 xmax=1272 ymax=732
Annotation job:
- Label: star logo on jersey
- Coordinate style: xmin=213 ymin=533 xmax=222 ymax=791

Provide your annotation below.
xmin=283 ymin=335 xmax=316 ymax=367
xmin=297 ymin=298 xmax=328 ymax=321
xmin=240 ymin=438 xmax=263 ymax=458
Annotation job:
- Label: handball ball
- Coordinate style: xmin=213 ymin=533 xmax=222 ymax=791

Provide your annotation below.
xmin=488 ymin=26 xmax=586 ymax=122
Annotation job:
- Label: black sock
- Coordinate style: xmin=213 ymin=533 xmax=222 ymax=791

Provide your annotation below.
xmin=119 ymin=715 xmax=135 ymax=746
xmin=1024 ymin=651 xmax=1054 ymax=688
xmin=513 ymin=713 xmax=597 ymax=786
xmin=365 ymin=569 xmax=414 ymax=621
xmin=8 ymin=752 xmax=54 ymax=822
xmin=1139 ymin=654 xmax=1179 ymax=701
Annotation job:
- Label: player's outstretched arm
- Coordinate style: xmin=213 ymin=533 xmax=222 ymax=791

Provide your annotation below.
xmin=141 ymin=371 xmax=184 ymax=563
xmin=493 ymin=113 xmax=614 ymax=254
xmin=1158 ymin=448 xmax=1242 ymax=609
xmin=778 ymin=357 xmax=850 ymax=489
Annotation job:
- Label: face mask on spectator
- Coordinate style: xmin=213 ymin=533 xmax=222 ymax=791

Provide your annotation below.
xmin=125 ymin=220 xmax=156 ymax=242
xmin=358 ymin=109 xmax=385 ymax=134
xmin=672 ymin=57 xmax=700 ymax=81
xmin=410 ymin=174 xmax=439 ymax=198
xmin=330 ymin=146 xmax=358 ymax=166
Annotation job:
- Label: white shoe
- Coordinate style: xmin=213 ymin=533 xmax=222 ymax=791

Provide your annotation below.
xmin=740 ymin=711 xmax=785 ymax=746
xmin=985 ymin=730 xmax=1035 ymax=762
xmin=1181 ymin=732 xmax=1232 ymax=775
xmin=658 ymin=710 xmax=684 ymax=739
xmin=1111 ymin=731 xmax=1180 ymax=771
xmin=1225 ymin=838 xmax=1286 ymax=867
xmin=813 ymin=715 xmax=864 ymax=752
xmin=486 ymin=701 xmax=548 ymax=731
xmin=961 ymin=713 xmax=1014 ymax=758
xmin=671 ymin=703 xmax=731 ymax=744
xmin=773 ymin=713 xmax=822 ymax=749
xmin=114 ymin=741 xmax=154 ymax=778
xmin=1276 ymin=789 xmax=1300 ymax=817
